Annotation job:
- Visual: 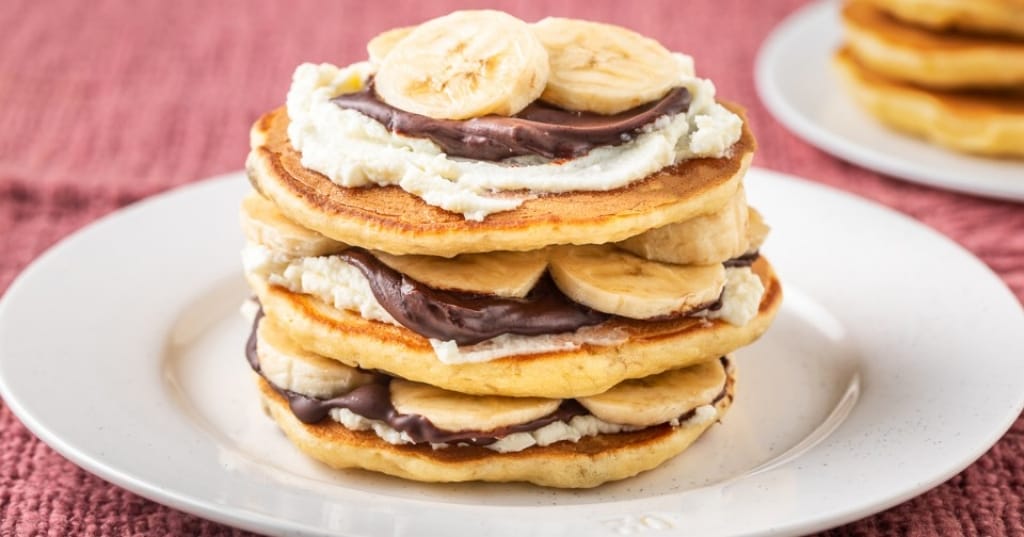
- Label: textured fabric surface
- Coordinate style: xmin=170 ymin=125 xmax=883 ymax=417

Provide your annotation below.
xmin=0 ymin=0 xmax=1022 ymax=536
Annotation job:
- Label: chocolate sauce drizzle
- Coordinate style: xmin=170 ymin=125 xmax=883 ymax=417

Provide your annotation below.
xmin=338 ymin=248 xmax=757 ymax=345
xmin=248 ymin=308 xmax=730 ymax=447
xmin=723 ymin=250 xmax=760 ymax=268
xmin=340 ymin=247 xmax=609 ymax=346
xmin=331 ymin=83 xmax=691 ymax=161
xmin=247 ymin=309 xmax=585 ymax=445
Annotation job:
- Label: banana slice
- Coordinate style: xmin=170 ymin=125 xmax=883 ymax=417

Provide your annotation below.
xmin=366 ymin=26 xmax=414 ymax=65
xmin=532 ymin=17 xmax=681 ymax=115
xmin=375 ymin=11 xmax=549 ymax=120
xmin=616 ymin=188 xmax=750 ymax=265
xmin=257 ymin=316 xmax=376 ymax=399
xmin=747 ymin=207 xmax=770 ymax=252
xmin=390 ymin=379 xmax=560 ymax=433
xmin=371 ymin=249 xmax=547 ymax=298
xmin=241 ymin=192 xmax=347 ymax=258
xmin=578 ymin=360 xmax=727 ymax=427
xmin=548 ymin=244 xmax=725 ymax=319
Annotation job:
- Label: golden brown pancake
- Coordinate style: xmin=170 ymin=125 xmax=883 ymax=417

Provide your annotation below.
xmin=834 ymin=47 xmax=1024 ymax=157
xmin=842 ymin=1 xmax=1024 ymax=89
xmin=859 ymin=0 xmax=1024 ymax=39
xmin=246 ymin=104 xmax=755 ymax=257
xmin=256 ymin=369 xmax=735 ymax=488
xmin=249 ymin=256 xmax=780 ymax=399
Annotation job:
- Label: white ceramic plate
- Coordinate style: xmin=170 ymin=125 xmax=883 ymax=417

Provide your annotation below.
xmin=1 ymin=170 xmax=1022 ymax=537
xmin=756 ymin=0 xmax=1024 ymax=202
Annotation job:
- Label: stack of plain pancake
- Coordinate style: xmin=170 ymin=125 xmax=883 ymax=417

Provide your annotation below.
xmin=834 ymin=0 xmax=1024 ymax=158
xmin=239 ymin=11 xmax=781 ymax=488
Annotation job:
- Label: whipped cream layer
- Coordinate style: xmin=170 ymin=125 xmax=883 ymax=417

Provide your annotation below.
xmin=285 ymin=57 xmax=743 ymax=220
xmin=242 ymin=243 xmax=763 ymax=364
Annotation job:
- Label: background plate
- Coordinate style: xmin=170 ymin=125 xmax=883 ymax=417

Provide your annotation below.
xmin=756 ymin=0 xmax=1024 ymax=202
xmin=0 ymin=169 xmax=1022 ymax=536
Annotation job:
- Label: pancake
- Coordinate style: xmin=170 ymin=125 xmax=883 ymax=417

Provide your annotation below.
xmin=249 ymin=255 xmax=780 ymax=398
xmin=842 ymin=1 xmax=1024 ymax=89
xmin=256 ymin=369 xmax=735 ymax=488
xmin=834 ymin=47 xmax=1024 ymax=157
xmin=246 ymin=104 xmax=755 ymax=257
xmin=240 ymin=10 xmax=781 ymax=490
xmin=859 ymin=0 xmax=1024 ymax=39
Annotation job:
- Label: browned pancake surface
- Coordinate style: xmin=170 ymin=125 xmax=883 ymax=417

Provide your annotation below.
xmin=248 ymin=104 xmax=755 ymax=256
xmin=859 ymin=0 xmax=1024 ymax=39
xmin=841 ymin=0 xmax=1024 ymax=89
xmin=845 ymin=1 xmax=1024 ymax=51
xmin=834 ymin=47 xmax=1024 ymax=157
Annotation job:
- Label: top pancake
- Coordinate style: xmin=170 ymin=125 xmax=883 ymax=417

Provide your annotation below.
xmin=247 ymin=104 xmax=754 ymax=257
xmin=842 ymin=1 xmax=1024 ymax=89
xmin=859 ymin=0 xmax=1024 ymax=39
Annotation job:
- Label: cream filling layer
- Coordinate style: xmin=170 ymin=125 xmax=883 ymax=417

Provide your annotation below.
xmin=242 ymin=243 xmax=762 ymax=364
xmin=703 ymin=266 xmax=764 ymax=326
xmin=285 ymin=58 xmax=743 ymax=221
xmin=329 ymin=405 xmax=718 ymax=454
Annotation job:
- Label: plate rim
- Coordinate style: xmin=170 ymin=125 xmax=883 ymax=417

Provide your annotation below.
xmin=0 ymin=169 xmax=1022 ymax=537
xmin=754 ymin=0 xmax=1024 ymax=203
xmin=0 ymin=174 xmax=302 ymax=536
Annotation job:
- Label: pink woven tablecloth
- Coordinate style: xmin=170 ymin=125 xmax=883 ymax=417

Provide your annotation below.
xmin=1 ymin=1 xmax=1021 ymax=535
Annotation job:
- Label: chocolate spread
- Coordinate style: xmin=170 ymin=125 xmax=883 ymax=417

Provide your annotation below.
xmin=339 ymin=249 xmax=757 ymax=344
xmin=723 ymin=250 xmax=759 ymax=268
xmin=247 ymin=310 xmax=729 ymax=446
xmin=247 ymin=309 xmax=585 ymax=445
xmin=339 ymin=248 xmax=609 ymax=346
xmin=331 ymin=83 xmax=691 ymax=160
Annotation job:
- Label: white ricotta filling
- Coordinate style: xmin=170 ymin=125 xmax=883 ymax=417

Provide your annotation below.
xmin=427 ymin=325 xmax=628 ymax=365
xmin=243 ymin=243 xmax=764 ymax=363
xmin=705 ymin=266 xmax=764 ymax=326
xmin=244 ymin=243 xmax=397 ymax=325
xmin=285 ymin=58 xmax=742 ymax=221
xmin=328 ymin=404 xmax=719 ymax=454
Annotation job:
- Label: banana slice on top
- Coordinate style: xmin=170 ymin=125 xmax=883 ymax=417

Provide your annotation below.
xmin=375 ymin=10 xmax=549 ymax=120
xmin=390 ymin=379 xmax=560 ymax=433
xmin=577 ymin=359 xmax=727 ymax=427
xmin=548 ymin=244 xmax=726 ymax=320
xmin=240 ymin=192 xmax=347 ymax=258
xmin=372 ymin=249 xmax=548 ymax=298
xmin=366 ymin=26 xmax=414 ymax=65
xmin=616 ymin=188 xmax=750 ymax=265
xmin=257 ymin=316 xmax=377 ymax=399
xmin=533 ymin=17 xmax=681 ymax=115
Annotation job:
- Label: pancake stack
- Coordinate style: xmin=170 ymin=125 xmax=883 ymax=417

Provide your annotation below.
xmin=240 ymin=10 xmax=781 ymax=488
xmin=834 ymin=0 xmax=1024 ymax=157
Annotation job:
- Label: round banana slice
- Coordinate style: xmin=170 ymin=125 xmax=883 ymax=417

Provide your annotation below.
xmin=390 ymin=379 xmax=561 ymax=433
xmin=257 ymin=316 xmax=376 ymax=399
xmin=747 ymin=207 xmax=770 ymax=252
xmin=616 ymin=188 xmax=750 ymax=265
xmin=577 ymin=360 xmax=727 ymax=427
xmin=548 ymin=244 xmax=725 ymax=319
xmin=371 ymin=249 xmax=547 ymax=298
xmin=366 ymin=26 xmax=414 ymax=65
xmin=241 ymin=192 xmax=347 ymax=258
xmin=532 ymin=17 xmax=681 ymax=115
xmin=375 ymin=10 xmax=549 ymax=120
